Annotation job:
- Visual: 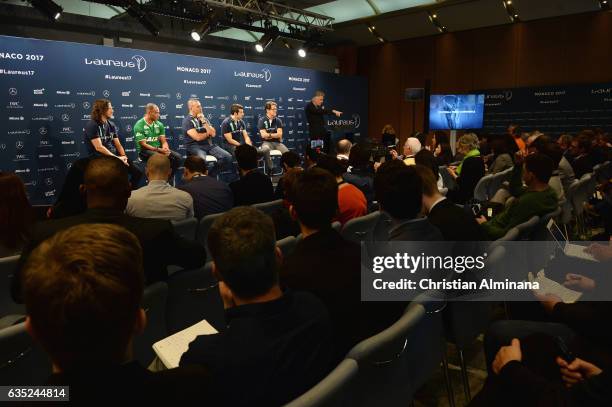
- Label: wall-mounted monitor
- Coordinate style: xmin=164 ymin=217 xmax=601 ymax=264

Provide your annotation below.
xmin=429 ymin=94 xmax=485 ymax=130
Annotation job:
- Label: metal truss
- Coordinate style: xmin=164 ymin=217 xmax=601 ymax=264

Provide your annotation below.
xmin=201 ymin=0 xmax=334 ymax=31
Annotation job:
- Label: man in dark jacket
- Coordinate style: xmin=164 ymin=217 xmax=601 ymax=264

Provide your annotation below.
xmin=12 ymin=156 xmax=206 ymax=302
xmin=305 ymin=90 xmax=342 ymax=154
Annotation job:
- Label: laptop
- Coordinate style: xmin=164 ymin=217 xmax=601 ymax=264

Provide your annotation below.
xmin=547 ymin=219 xmax=598 ymax=262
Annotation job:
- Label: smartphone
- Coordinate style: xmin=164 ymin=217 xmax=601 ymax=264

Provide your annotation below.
xmin=555 ymin=336 xmax=575 ymax=364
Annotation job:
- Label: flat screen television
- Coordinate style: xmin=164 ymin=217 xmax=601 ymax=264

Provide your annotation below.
xmin=429 ymin=94 xmax=485 ymax=130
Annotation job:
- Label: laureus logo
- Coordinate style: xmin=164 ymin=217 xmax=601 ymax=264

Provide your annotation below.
xmin=262 ymin=68 xmax=272 ymax=82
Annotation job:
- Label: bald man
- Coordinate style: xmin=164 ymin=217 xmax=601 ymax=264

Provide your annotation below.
xmin=336 ymin=139 xmax=352 ymax=161
xmin=134 ymin=103 xmax=182 ymax=179
xmin=12 ymin=156 xmax=206 ymax=303
xmin=126 ymin=153 xmax=194 ymax=221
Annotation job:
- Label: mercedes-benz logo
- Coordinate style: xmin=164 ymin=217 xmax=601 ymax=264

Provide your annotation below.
xmin=45 ymin=178 xmax=53 ymax=186
xmin=233 ymin=95 xmax=238 ymax=101
xmin=126 ymin=125 xmax=132 ymax=132
xmin=16 ymin=141 xmax=24 ymax=149
xmin=83 ymin=101 xmax=91 ymax=109
xmin=9 ymin=88 xmax=17 ymax=96
xmin=220 ymin=104 xmax=226 ymax=111
xmin=176 ymin=92 xmax=182 ymax=99
xmin=103 ymin=90 xmax=110 ymax=97
xmin=61 ymin=114 xmax=70 ymax=122
xmin=39 ymin=127 xmax=47 ymax=135
xmin=160 ymin=103 xmax=166 ymax=110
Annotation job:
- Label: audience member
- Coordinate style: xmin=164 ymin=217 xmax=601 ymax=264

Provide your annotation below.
xmin=415 ymin=165 xmax=485 ymax=241
xmin=126 ymin=154 xmax=194 ymax=221
xmin=274 ymin=151 xmax=301 ymax=199
xmin=179 ymin=156 xmax=233 ymax=219
xmin=336 ymin=138 xmax=352 ymax=161
xmin=230 ymin=144 xmax=274 ymax=205
xmin=316 ymin=154 xmax=367 ymax=225
xmin=395 ymin=137 xmax=422 ymax=165
xmin=343 ymin=143 xmax=375 ymax=206
xmin=435 ymin=142 xmax=454 ymax=166
xmin=22 ymin=223 xmax=209 ymax=403
xmin=0 ymin=172 xmax=33 ymax=257
xmin=49 ymin=157 xmax=89 ymax=219
xmin=304 ymin=146 xmax=321 ymax=170
xmin=271 ymin=167 xmax=302 ymax=239
xmin=538 ymin=141 xmax=567 ymax=203
xmin=557 ymin=134 xmax=573 ymax=157
xmin=374 ymin=161 xmax=442 ymax=241
xmin=447 ymin=133 xmax=486 ymax=204
xmin=180 ymin=207 xmax=332 ymax=406
xmin=381 ymin=124 xmax=398 ymax=147
xmin=592 ymin=130 xmax=612 ymax=165
xmin=478 ymin=153 xmax=558 ymax=240
xmin=508 ymin=124 xmax=525 ymax=153
xmin=12 ymin=156 xmax=206 ymax=302
xmin=569 ymin=131 xmax=595 ymax=179
xmin=415 ymin=149 xmax=444 ymax=190
xmin=488 ymin=137 xmax=514 ymax=174
xmin=282 ymin=168 xmax=399 ymax=360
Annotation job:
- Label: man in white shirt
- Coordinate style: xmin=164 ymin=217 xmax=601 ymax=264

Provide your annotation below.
xmin=126 ymin=153 xmax=194 ymax=221
xmin=336 ymin=139 xmax=352 ymax=161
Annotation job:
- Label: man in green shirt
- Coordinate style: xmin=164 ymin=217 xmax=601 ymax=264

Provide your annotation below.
xmin=478 ymin=152 xmax=558 ymax=240
xmin=134 ymin=103 xmax=182 ymax=178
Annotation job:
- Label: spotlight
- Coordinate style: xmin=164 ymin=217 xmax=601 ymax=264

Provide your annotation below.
xmin=502 ymin=0 xmax=520 ymax=22
xmin=30 ymin=0 xmax=63 ymax=21
xmin=428 ymin=11 xmax=447 ymax=33
xmin=191 ymin=11 xmax=217 ymax=42
xmin=255 ymin=27 xmax=279 ymax=53
xmin=298 ymin=47 xmax=306 ymax=58
xmin=599 ymin=0 xmax=610 ymax=9
xmin=366 ymin=22 xmax=387 ymax=42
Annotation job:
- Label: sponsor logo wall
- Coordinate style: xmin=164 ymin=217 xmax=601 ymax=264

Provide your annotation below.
xmin=0 ymin=35 xmax=368 ymax=204
xmin=482 ymin=84 xmax=612 ymax=135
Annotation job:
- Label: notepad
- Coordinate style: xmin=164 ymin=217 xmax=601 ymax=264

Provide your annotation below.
xmin=153 ymin=319 xmax=218 ymax=369
xmin=528 ymin=270 xmax=582 ymax=304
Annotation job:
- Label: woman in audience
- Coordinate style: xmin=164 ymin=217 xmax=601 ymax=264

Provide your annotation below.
xmin=48 ymin=157 xmax=90 ymax=219
xmin=447 ymin=133 xmax=486 ymax=204
xmin=488 ymin=137 xmax=514 ymax=174
xmin=0 ymin=172 xmax=33 ymax=257
xmin=415 ymin=149 xmax=444 ymax=190
xmin=381 ymin=124 xmax=398 ymax=147
xmin=435 ymin=142 xmax=454 ymax=166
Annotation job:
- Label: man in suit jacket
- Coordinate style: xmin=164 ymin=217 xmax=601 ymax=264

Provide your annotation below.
xmin=179 ymin=156 xmax=233 ymax=219
xmin=21 ymin=223 xmax=210 ymax=404
xmin=305 ymin=90 xmax=342 ymax=154
xmin=12 ymin=156 xmax=206 ymax=302
xmin=281 ymin=168 xmax=402 ymax=361
xmin=414 ymin=165 xmax=486 ymax=242
xmin=229 ymin=144 xmax=274 ymax=205
xmin=374 ymin=160 xmax=443 ymax=241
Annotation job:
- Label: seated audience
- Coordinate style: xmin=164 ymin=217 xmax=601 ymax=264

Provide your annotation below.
xmin=393 ymin=137 xmax=422 ymax=165
xmin=12 ymin=156 xmax=206 ymax=302
xmin=447 ymin=133 xmax=486 ymax=204
xmin=535 ymin=139 xmax=566 ymax=203
xmin=274 ymin=151 xmax=301 ymax=199
xmin=487 ymin=137 xmax=514 ymax=174
xmin=304 ymin=146 xmax=322 ymax=170
xmin=271 ymin=168 xmax=303 ymax=239
xmin=478 ymin=153 xmax=558 ymax=240
xmin=316 ymin=155 xmax=367 ymax=225
xmin=180 ymin=207 xmax=332 ymax=406
xmin=336 ymin=138 xmax=352 ymax=161
xmin=374 ymin=161 xmax=442 ymax=241
xmin=592 ymin=130 xmax=612 ymax=165
xmin=414 ymin=165 xmax=485 ymax=241
xmin=229 ymin=144 xmax=274 ymax=205
xmin=470 ymin=338 xmax=612 ymax=407
xmin=126 ymin=153 xmax=194 ymax=221
xmin=415 ymin=149 xmax=444 ymax=191
xmin=179 ymin=156 xmax=233 ymax=219
xmin=343 ymin=143 xmax=375 ymax=206
xmin=22 ymin=223 xmax=209 ymax=403
xmin=569 ymin=131 xmax=595 ymax=179
xmin=0 ymin=172 xmax=33 ymax=257
xmin=435 ymin=142 xmax=454 ymax=166
xmin=281 ymin=168 xmax=400 ymax=359
xmin=49 ymin=157 xmax=89 ymax=219
xmin=557 ymin=133 xmax=573 ymax=157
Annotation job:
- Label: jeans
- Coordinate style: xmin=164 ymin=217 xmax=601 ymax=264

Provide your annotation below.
xmin=186 ymin=144 xmax=233 ymax=176
xmin=260 ymin=141 xmax=289 ymax=172
xmin=484 ymin=319 xmax=575 ymax=375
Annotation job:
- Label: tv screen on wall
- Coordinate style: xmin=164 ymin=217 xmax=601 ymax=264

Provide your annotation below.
xmin=429 ymin=94 xmax=485 ymax=130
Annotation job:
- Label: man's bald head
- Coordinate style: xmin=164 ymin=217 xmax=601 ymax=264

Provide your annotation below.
xmin=336 ymin=139 xmax=352 ymax=155
xmin=146 ymin=153 xmax=171 ymax=181
xmin=83 ymin=156 xmax=131 ymax=210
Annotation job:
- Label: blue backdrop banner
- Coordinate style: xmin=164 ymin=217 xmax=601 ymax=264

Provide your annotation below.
xmin=0 ymin=35 xmax=368 ymax=205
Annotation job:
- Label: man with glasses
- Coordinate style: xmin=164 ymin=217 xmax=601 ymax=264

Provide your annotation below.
xmin=258 ymin=101 xmax=289 ymax=176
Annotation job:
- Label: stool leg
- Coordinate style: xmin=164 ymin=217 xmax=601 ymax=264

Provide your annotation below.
xmin=441 ymin=355 xmax=456 ymax=407
xmin=458 ymin=349 xmax=471 ymax=402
